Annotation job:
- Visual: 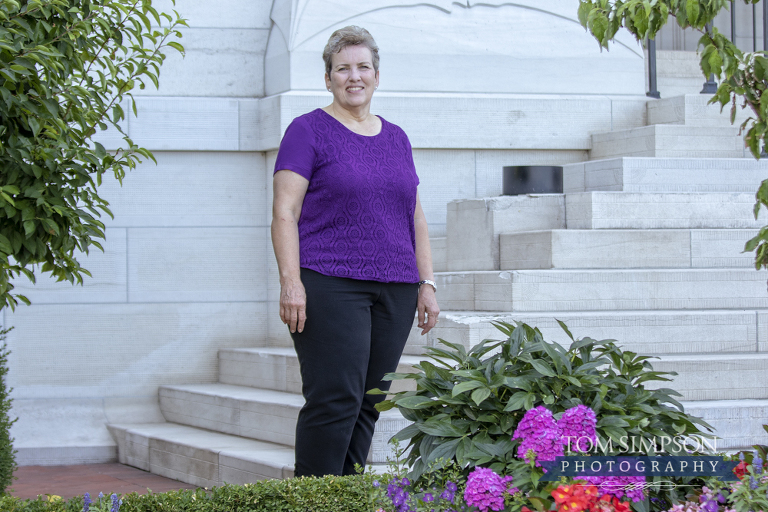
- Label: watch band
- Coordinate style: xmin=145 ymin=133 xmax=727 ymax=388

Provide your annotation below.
xmin=418 ymin=279 xmax=437 ymax=292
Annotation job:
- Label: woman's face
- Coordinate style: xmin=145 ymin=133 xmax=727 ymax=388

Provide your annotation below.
xmin=325 ymin=44 xmax=379 ymax=111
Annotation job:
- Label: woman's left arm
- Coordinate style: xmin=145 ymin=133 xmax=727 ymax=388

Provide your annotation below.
xmin=414 ymin=192 xmax=440 ymax=335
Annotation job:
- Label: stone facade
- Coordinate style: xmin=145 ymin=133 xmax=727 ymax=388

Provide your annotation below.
xmin=7 ymin=0 xmax=722 ymax=468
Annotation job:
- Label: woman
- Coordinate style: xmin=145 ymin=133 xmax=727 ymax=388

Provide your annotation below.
xmin=271 ymin=25 xmax=439 ymax=478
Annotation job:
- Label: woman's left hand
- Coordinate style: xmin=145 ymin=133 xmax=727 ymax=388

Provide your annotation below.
xmin=417 ymin=285 xmax=439 ymax=335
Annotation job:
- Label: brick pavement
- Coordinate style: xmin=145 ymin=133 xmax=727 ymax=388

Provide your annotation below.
xmin=11 ymin=463 xmax=198 ymax=501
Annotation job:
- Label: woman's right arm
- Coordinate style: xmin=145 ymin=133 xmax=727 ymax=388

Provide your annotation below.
xmin=271 ymin=170 xmax=310 ymax=334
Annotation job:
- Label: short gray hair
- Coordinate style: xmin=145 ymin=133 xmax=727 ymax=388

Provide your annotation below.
xmin=323 ymin=26 xmax=379 ymax=76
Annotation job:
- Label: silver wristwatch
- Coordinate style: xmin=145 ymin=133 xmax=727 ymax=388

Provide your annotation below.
xmin=418 ymin=279 xmax=437 ymax=292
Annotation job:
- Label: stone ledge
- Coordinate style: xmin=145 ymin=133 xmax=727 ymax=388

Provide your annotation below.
xmin=564 ymin=157 xmax=768 ymax=193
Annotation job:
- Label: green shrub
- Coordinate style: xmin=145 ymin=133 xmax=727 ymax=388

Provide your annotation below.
xmin=0 ymin=473 xmax=381 ymax=512
xmin=0 ymin=328 xmax=16 ymax=495
xmin=375 ymin=321 xmax=714 ymax=487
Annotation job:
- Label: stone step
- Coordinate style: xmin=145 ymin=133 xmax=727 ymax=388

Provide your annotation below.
xmin=426 ymin=310 xmax=763 ymax=355
xmin=648 ymin=94 xmax=750 ymax=128
xmin=657 ymin=51 xmax=705 ymax=99
xmin=446 ymin=195 xmax=566 ymax=271
xmin=435 ymin=269 xmax=768 ymax=312
xmin=563 ymin=157 xmax=768 ymax=194
xmin=649 ymin=354 xmax=768 ymax=401
xmin=681 ymin=399 xmax=768 ymax=451
xmin=500 ymin=229 xmax=756 ymax=269
xmin=566 ymin=192 xmax=759 ymax=230
xmin=158 ymin=383 xmax=409 ymax=464
xmin=590 ymin=125 xmax=744 ymax=159
xmin=219 ymin=348 xmax=422 ymax=393
xmin=107 ymin=422 xmax=295 ymax=488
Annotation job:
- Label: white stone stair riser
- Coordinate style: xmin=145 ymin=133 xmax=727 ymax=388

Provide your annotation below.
xmin=563 ymin=157 xmax=768 ymax=194
xmin=647 ymin=355 xmax=768 ymax=401
xmin=647 ymin=94 xmax=751 ymax=128
xmin=219 ymin=349 xmax=421 ymax=393
xmin=426 ymin=311 xmax=763 ymax=355
xmin=566 ymin=192 xmax=760 ymax=230
xmin=590 ymin=125 xmax=744 ymax=160
xmin=500 ymin=229 xmax=757 ymax=270
xmin=435 ymin=269 xmax=768 ymax=312
xmin=158 ymin=384 xmax=411 ymax=464
xmin=107 ymin=423 xmax=294 ymax=487
xmin=681 ymin=400 xmax=768 ymax=451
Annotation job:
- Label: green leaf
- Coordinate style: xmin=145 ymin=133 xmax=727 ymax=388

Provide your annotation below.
xmin=452 ymin=380 xmax=485 ymax=397
xmin=530 ymin=359 xmax=556 ymax=377
xmin=471 ymin=387 xmax=491 ymax=406
xmin=394 ymin=396 xmax=437 ymax=409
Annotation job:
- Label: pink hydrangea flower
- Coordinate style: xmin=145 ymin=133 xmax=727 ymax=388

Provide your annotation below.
xmin=512 ymin=406 xmax=564 ymax=466
xmin=559 ymin=404 xmax=598 ymax=453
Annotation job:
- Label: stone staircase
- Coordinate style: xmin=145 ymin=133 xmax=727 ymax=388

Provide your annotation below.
xmin=430 ymin=93 xmax=768 ymax=453
xmin=109 ymin=93 xmax=768 ymax=485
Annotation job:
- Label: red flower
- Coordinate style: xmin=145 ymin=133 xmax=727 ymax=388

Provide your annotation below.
xmin=734 ymin=460 xmax=748 ymax=479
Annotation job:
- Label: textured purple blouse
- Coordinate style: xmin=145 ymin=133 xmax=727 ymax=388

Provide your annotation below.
xmin=274 ymin=109 xmax=420 ymax=283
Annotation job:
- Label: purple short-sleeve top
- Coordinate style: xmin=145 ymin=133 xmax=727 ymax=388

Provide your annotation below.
xmin=274 ymin=109 xmax=420 ymax=283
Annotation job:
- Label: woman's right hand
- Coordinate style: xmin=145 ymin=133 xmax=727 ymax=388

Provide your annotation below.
xmin=279 ymin=277 xmax=307 ymax=334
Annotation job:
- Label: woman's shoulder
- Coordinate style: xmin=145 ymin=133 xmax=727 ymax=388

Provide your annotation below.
xmin=378 ymin=116 xmax=412 ymax=145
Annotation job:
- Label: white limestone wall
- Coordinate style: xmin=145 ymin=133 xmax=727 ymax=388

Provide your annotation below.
xmin=5 ymin=1 xmax=274 ymax=466
xmin=4 ymin=0 xmax=654 ymax=464
xmin=265 ymin=0 xmax=646 ymax=96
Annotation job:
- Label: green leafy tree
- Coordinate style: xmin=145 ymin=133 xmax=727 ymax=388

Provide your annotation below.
xmin=0 ymin=0 xmax=186 ymax=309
xmin=576 ymin=0 xmax=768 ymax=277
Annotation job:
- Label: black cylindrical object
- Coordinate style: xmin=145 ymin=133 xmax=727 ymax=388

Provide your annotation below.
xmin=502 ymin=166 xmax=563 ymax=195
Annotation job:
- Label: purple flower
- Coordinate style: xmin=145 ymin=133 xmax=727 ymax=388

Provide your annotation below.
xmin=754 ymin=457 xmax=764 ymax=474
xmin=83 ymin=492 xmax=91 ymax=512
xmin=110 ymin=494 xmax=121 ymax=512
xmin=511 ymin=406 xmax=563 ymax=465
xmin=373 ymin=480 xmax=380 ymax=488
xmin=558 ymin=405 xmax=597 ymax=453
xmin=464 ymin=467 xmax=514 ymax=512
xmin=750 ymin=476 xmax=759 ymax=490
xmin=583 ymin=475 xmax=646 ymax=502
xmin=446 ymin=481 xmax=458 ymax=492
xmin=423 ymin=493 xmax=434 ymax=502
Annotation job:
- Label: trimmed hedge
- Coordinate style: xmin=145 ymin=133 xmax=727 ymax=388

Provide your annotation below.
xmin=0 ymin=328 xmax=16 ymax=495
xmin=0 ymin=474 xmax=381 ymax=512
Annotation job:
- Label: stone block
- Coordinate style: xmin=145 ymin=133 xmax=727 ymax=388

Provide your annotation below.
xmin=412 ymin=150 xmax=476 ymax=236
xmin=255 ymin=92 xmax=646 ymax=152
xmin=500 ymin=230 xmax=691 ymax=269
xmin=426 ymin=310 xmax=758 ymax=355
xmin=128 ymin=98 xmax=240 ymax=150
xmin=563 ymin=157 xmax=768 ymax=193
xmin=446 ymin=196 xmax=565 ymax=271
xmin=219 ymin=348 xmax=301 ymax=394
xmin=431 ymin=237 xmax=447 ymax=272
xmin=682 ymin=400 xmax=768 ymax=450
xmin=648 ymin=94 xmax=750 ymax=127
xmin=10 ymin=227 xmax=127 ymax=304
xmin=127 ymin=227 xmax=267 ymax=303
xmin=150 ymin=0 xmax=272 ymax=29
xmin=590 ymin=125 xmax=744 ymax=159
xmin=133 ymin=28 xmax=268 ymax=98
xmin=98 ymin=151 xmax=267 ymax=228
xmin=501 ymin=229 xmax=756 ymax=270
xmin=436 ymin=269 xmax=768 ymax=312
xmin=566 ymin=192 xmax=759 ymax=229
xmin=649 ymin=354 xmax=768 ymax=401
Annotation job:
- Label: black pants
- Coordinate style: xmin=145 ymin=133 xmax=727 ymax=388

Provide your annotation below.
xmin=290 ymin=268 xmax=418 ymax=477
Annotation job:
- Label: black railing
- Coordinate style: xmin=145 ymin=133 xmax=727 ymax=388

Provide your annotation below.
xmin=646 ymin=0 xmax=768 ymax=98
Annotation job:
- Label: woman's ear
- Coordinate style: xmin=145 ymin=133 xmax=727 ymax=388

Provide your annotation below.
xmin=325 ymin=73 xmax=331 ymax=91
